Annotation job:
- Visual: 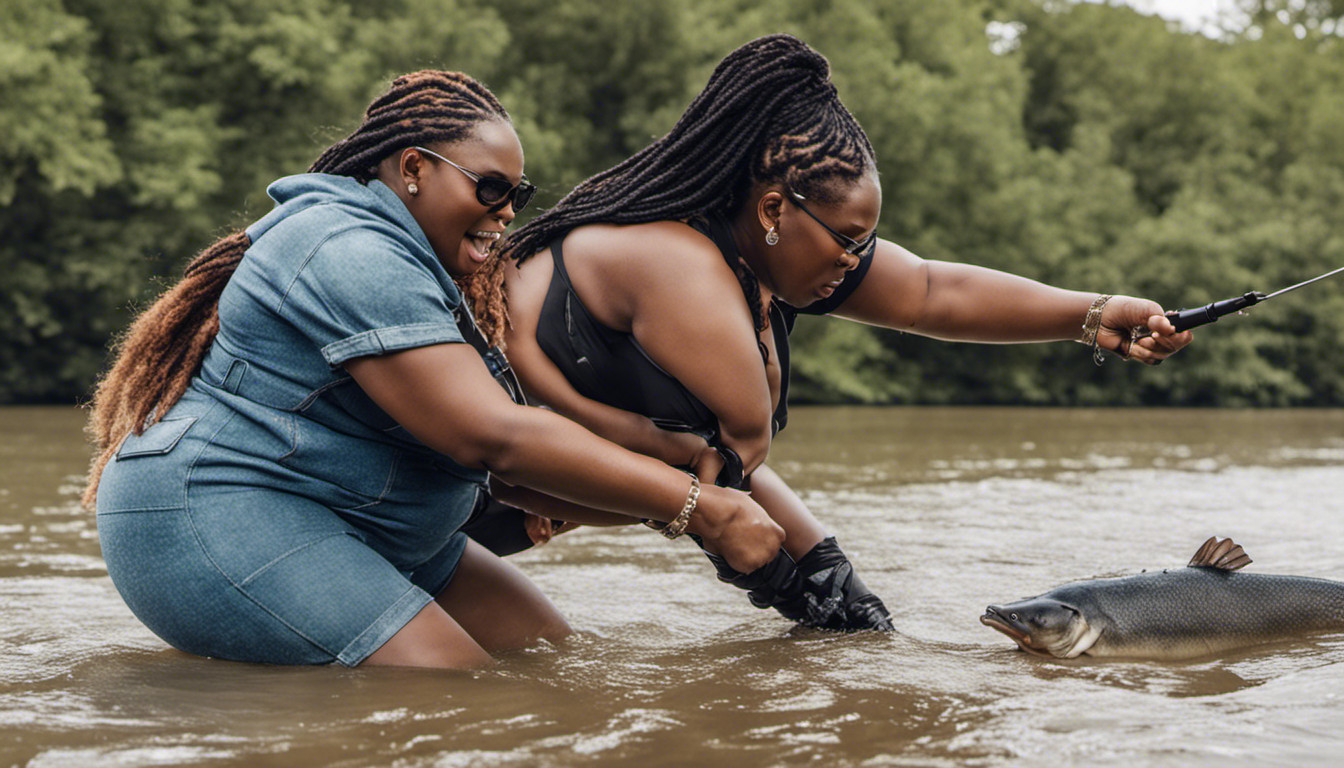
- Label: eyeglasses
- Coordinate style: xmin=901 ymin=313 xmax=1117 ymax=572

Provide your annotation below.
xmin=787 ymin=191 xmax=877 ymax=257
xmin=411 ymin=146 xmax=537 ymax=213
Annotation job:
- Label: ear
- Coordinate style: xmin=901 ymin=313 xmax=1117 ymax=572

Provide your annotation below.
xmin=756 ymin=189 xmax=785 ymax=234
xmin=398 ymin=147 xmax=427 ymax=188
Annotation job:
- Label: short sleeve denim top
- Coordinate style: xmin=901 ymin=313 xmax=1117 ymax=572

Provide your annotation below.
xmin=195 ymin=173 xmax=488 ymax=497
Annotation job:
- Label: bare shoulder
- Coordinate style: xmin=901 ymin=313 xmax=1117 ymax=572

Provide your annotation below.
xmin=562 ymin=221 xmax=742 ymax=327
xmin=503 ymin=248 xmax=552 ymax=329
xmin=565 ymin=220 xmax=731 ymax=275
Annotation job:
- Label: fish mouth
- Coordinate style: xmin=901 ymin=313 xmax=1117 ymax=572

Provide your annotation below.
xmin=981 ymin=606 xmax=1042 ymax=654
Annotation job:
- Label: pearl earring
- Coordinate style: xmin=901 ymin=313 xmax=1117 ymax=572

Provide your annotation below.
xmin=407 ymin=182 xmax=419 ymax=196
xmin=765 ymin=226 xmax=779 ymax=246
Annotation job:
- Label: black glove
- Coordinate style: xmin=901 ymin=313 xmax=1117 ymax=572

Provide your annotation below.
xmin=703 ymin=536 xmax=893 ymax=632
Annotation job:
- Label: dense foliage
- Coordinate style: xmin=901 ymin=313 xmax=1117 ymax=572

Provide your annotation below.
xmin=3 ymin=0 xmax=1341 ymax=405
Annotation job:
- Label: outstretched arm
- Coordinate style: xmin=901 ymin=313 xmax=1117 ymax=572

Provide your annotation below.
xmin=832 ymin=239 xmax=1191 ymax=363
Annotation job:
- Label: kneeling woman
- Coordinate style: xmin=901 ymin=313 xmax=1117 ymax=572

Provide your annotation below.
xmin=487 ymin=36 xmax=1192 ymax=631
xmin=84 ymin=71 xmax=782 ymax=669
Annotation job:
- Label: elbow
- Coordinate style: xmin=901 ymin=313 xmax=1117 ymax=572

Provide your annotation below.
xmin=718 ymin=419 xmax=771 ymax=475
xmin=437 ymin=408 xmax=529 ymax=477
xmin=472 ymin=431 xmax=529 ymax=479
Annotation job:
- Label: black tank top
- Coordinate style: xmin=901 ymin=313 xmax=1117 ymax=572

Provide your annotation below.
xmin=534 ymin=213 xmax=873 ymax=477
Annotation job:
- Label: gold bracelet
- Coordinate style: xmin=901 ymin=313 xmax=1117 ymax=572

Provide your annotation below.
xmin=658 ymin=474 xmax=701 ymax=539
xmin=1077 ymin=294 xmax=1111 ymax=365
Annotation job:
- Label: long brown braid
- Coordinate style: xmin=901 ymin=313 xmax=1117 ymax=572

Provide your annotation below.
xmin=488 ymin=34 xmax=876 ymax=341
xmin=84 ymin=70 xmax=511 ymax=509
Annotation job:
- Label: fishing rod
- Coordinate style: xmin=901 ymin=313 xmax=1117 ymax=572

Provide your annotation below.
xmin=1165 ymin=265 xmax=1344 ymax=332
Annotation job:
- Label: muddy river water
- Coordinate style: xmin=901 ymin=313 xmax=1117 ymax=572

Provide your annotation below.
xmin=2 ymin=405 xmax=1343 ymax=766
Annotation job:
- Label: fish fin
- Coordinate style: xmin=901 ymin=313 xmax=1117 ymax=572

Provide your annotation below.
xmin=1189 ymin=536 xmax=1219 ymax=566
xmin=1188 ymin=536 xmax=1252 ymax=571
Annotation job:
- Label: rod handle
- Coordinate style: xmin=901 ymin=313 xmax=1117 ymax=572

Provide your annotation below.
xmin=1166 ymin=292 xmax=1266 ymax=332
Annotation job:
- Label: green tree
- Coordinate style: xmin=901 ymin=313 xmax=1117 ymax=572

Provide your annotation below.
xmin=4 ymin=0 xmax=1342 ymax=406
xmin=0 ymin=0 xmax=127 ymax=402
xmin=1 ymin=0 xmax=509 ymax=402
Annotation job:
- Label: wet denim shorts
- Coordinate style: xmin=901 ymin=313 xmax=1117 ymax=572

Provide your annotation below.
xmin=96 ymin=399 xmax=473 ymax=667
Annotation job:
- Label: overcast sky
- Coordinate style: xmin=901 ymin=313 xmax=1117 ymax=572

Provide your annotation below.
xmin=1116 ymin=0 xmax=1239 ymax=30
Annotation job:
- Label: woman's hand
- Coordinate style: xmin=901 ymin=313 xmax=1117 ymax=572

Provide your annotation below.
xmin=689 ymin=443 xmax=726 ymax=484
xmin=524 ymin=513 xmax=579 ymax=546
xmin=687 ymin=485 xmax=784 ymax=573
xmin=1097 ymin=295 xmax=1193 ymax=365
xmin=647 ymin=425 xmax=711 ymax=468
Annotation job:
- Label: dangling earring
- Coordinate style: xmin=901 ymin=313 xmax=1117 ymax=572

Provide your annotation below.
xmin=765 ymin=226 xmax=779 ymax=246
xmin=407 ymin=182 xmax=419 ymax=196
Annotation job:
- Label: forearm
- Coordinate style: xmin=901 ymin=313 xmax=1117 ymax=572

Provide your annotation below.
xmin=911 ymin=261 xmax=1096 ymax=343
xmin=836 ymin=242 xmax=1188 ymax=363
xmin=478 ymin=406 xmax=698 ymax=526
xmin=748 ymin=465 xmax=825 ymax=558
xmin=488 ymin=478 xmax=635 ymax=527
xmin=534 ymin=383 xmax=696 ymax=465
xmin=507 ymin=333 xmax=704 ymax=465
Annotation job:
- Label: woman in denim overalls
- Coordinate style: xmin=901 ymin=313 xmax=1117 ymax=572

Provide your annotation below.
xmin=85 ymin=71 xmax=783 ymax=669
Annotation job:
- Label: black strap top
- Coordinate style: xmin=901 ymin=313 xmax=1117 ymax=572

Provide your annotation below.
xmin=533 ymin=212 xmax=873 ymax=482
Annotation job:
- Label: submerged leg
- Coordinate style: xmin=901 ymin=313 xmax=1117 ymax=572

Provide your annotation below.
xmin=366 ymin=539 xmax=570 ymax=668
xmin=363 ymin=602 xmax=493 ymax=669
xmin=432 ymin=538 xmax=572 ymax=652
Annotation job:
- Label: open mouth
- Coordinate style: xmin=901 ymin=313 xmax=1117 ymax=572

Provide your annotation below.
xmin=464 ymin=230 xmax=502 ymax=262
xmin=981 ymin=607 xmax=1036 ymax=650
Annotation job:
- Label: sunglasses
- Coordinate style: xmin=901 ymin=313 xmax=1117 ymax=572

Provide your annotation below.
xmin=411 ymin=146 xmax=537 ymax=213
xmin=787 ymin=191 xmax=877 ymax=257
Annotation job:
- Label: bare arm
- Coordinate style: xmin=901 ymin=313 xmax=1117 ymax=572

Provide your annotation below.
xmin=512 ymin=224 xmax=775 ymax=473
xmin=833 ymin=239 xmax=1191 ymax=362
xmin=488 ymin=478 xmax=633 ymax=527
xmin=344 ymin=342 xmax=783 ymax=572
xmin=503 ymin=253 xmax=711 ymax=468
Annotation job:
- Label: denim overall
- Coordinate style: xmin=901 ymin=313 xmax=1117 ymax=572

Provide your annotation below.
xmin=96 ymin=175 xmax=489 ymax=665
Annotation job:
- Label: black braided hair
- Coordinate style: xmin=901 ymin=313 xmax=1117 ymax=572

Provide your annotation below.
xmin=495 ymin=34 xmax=876 ymax=337
xmin=310 ymin=70 xmax=509 ymax=181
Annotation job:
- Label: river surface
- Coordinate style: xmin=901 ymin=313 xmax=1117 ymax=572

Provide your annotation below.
xmin=3 ymin=405 xmax=1344 ymax=767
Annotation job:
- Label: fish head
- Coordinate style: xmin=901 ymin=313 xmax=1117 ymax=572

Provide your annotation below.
xmin=981 ymin=597 xmax=1101 ymax=658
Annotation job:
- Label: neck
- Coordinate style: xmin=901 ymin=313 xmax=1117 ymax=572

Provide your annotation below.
xmin=726 ymin=207 xmax=774 ymax=305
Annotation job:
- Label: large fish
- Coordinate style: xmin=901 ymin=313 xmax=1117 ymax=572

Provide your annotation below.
xmin=980 ymin=537 xmax=1344 ymax=660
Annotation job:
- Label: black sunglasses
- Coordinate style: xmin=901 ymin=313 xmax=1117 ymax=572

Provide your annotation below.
xmin=412 ymin=146 xmax=537 ymax=213
xmin=787 ymin=191 xmax=877 ymax=257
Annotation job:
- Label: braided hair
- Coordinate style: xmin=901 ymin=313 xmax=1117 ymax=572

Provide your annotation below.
xmin=492 ymin=34 xmax=876 ymax=340
xmin=84 ymin=70 xmax=511 ymax=509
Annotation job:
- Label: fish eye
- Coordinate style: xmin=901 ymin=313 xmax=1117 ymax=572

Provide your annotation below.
xmin=1010 ymin=613 xmax=1018 ymax=621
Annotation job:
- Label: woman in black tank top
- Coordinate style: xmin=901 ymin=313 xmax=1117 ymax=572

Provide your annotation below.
xmin=474 ymin=35 xmax=1192 ymax=631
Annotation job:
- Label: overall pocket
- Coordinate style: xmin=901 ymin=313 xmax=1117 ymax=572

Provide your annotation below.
xmin=116 ymin=417 xmax=197 ymax=458
xmin=97 ymin=417 xmax=200 ymax=513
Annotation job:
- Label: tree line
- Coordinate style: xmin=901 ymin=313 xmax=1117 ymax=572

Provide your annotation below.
xmin=3 ymin=0 xmax=1342 ymax=406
